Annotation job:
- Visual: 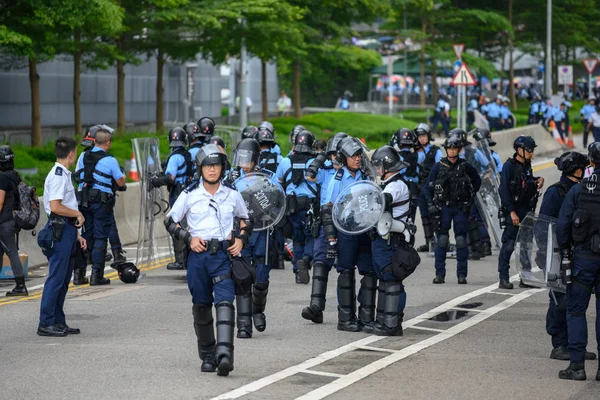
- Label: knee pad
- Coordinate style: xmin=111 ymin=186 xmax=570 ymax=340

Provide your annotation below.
xmin=253 ymin=256 xmax=266 ymax=266
xmin=438 ymin=234 xmax=449 ymax=249
xmin=455 ymin=235 xmax=467 ymax=249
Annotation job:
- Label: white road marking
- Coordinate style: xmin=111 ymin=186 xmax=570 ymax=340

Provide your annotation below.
xmin=407 ymin=325 xmax=446 ymax=334
xmin=353 ymin=346 xmax=398 ymax=354
xmin=451 ymin=307 xmax=483 ymax=313
xmin=299 ymin=370 xmax=345 ymax=379
xmin=211 ymin=276 xmax=538 ymax=400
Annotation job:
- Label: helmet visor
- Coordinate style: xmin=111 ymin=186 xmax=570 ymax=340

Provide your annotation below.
xmin=233 ymin=148 xmax=257 ymax=169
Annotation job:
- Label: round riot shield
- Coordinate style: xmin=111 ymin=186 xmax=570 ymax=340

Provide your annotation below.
xmin=515 ymin=212 xmax=565 ymax=292
xmin=332 ymin=181 xmax=385 ymax=235
xmin=234 ymin=173 xmax=286 ymax=231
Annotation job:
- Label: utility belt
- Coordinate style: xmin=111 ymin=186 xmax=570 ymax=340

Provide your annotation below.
xmin=88 ymin=189 xmax=115 ymax=204
xmin=46 ymin=214 xmax=77 ymax=243
xmin=286 ymin=193 xmax=316 ymax=214
xmin=168 ymin=182 xmax=185 ymax=197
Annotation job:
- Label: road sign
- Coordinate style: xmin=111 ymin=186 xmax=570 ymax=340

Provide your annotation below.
xmin=557 ymin=65 xmax=573 ymax=85
xmin=451 ymin=63 xmax=476 ymax=86
xmin=453 ymin=44 xmax=465 ymax=60
xmin=583 ymin=58 xmax=598 ymax=74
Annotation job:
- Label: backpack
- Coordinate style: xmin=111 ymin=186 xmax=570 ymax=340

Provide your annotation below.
xmin=13 ymin=181 xmax=40 ymax=230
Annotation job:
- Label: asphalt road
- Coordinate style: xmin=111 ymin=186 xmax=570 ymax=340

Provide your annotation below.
xmin=0 ymin=142 xmax=598 ymax=400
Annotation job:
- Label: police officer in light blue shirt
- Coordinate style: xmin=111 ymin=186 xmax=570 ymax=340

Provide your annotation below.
xmin=552 ymin=103 xmax=569 ymax=140
xmin=79 ymin=129 xmax=125 ymax=286
xmin=529 ymin=95 xmax=541 ymax=124
xmin=486 ymin=96 xmax=503 ymax=131
xmin=467 ymin=93 xmax=479 ymax=131
xmin=580 ymin=97 xmax=596 ymax=147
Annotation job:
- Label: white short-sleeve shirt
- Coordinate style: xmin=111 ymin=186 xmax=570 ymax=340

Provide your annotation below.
xmin=167 ymin=182 xmax=249 ymax=240
xmin=382 ymin=175 xmax=410 ymax=221
xmin=43 ymin=162 xmax=79 ymax=215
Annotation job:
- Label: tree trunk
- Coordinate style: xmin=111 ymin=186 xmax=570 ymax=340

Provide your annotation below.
xmin=73 ymin=31 xmax=82 ymax=136
xmin=156 ymin=48 xmax=164 ymax=133
xmin=508 ymin=0 xmax=517 ymax=110
xmin=29 ymin=58 xmax=41 ymax=147
xmin=292 ymin=60 xmax=301 ymax=118
xmin=261 ymin=59 xmax=268 ymax=121
xmin=430 ymin=20 xmax=437 ymax=104
xmin=117 ymin=59 xmax=125 ymax=134
xmin=419 ymin=18 xmax=426 ymax=107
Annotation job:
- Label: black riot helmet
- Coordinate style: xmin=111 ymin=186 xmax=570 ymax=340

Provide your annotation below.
xmin=258 ymin=121 xmax=275 ymax=135
xmin=0 ymin=145 xmax=15 ymax=171
xmin=337 ymin=137 xmax=364 ymax=165
xmin=293 ymin=130 xmax=315 ymax=154
xmin=115 ymin=262 xmax=140 ymax=284
xmin=554 ymin=151 xmax=589 ymax=176
xmin=588 ymin=142 xmax=600 ymax=164
xmin=289 ymin=125 xmax=305 ymax=145
xmin=81 ymin=124 xmax=105 ymax=147
xmin=233 ymin=138 xmax=261 ymax=169
xmin=196 ymin=117 xmax=215 ymax=139
xmin=257 ymin=129 xmax=276 ymax=148
xmin=241 ymin=125 xmax=258 ymax=140
xmin=448 ymin=128 xmax=471 ymax=147
xmin=513 ymin=135 xmax=537 ymax=152
xmin=394 ymin=128 xmax=418 ymax=148
xmin=168 ymin=127 xmax=188 ymax=148
xmin=183 ymin=122 xmax=201 ymax=143
xmin=326 ymin=132 xmax=349 ymax=155
xmin=371 ymin=145 xmax=409 ymax=177
xmin=415 ymin=123 xmax=434 ymax=142
xmin=443 ymin=135 xmax=464 ymax=149
xmin=207 ymin=135 xmax=226 ymax=150
xmin=196 ymin=144 xmax=229 ymax=181
xmin=471 ymin=127 xmax=496 ymax=147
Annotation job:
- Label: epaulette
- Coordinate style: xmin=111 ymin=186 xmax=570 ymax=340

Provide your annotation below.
xmin=222 ymin=180 xmax=237 ymax=191
xmin=183 ymin=180 xmax=200 ymax=193
xmin=334 ymin=169 xmax=344 ymax=181
xmin=55 ymin=167 xmax=63 ymax=176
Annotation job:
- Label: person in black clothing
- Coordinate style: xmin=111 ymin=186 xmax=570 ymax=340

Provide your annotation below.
xmin=0 ymin=145 xmax=27 ymax=296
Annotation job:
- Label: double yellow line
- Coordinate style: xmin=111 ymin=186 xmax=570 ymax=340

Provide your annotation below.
xmin=0 ymin=256 xmax=174 ymax=308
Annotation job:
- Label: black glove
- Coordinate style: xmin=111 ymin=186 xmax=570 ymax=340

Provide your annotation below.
xmin=229 ymin=169 xmax=241 ymax=183
xmin=149 ymin=175 xmax=171 ymax=191
xmin=326 ymin=241 xmax=338 ymax=259
xmin=117 ymin=184 xmax=127 ymax=192
xmin=428 ymin=203 xmax=440 ymax=216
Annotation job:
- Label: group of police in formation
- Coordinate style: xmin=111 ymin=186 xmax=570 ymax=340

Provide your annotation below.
xmin=49 ymin=116 xmax=600 ymax=381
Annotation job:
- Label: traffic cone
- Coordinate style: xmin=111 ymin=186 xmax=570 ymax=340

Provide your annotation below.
xmin=567 ymin=126 xmax=574 ymax=148
xmin=129 ymin=152 xmax=139 ymax=181
xmin=360 ymin=138 xmax=366 ymax=144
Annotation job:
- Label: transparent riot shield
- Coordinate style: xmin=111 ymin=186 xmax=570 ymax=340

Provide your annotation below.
xmin=514 ymin=212 xmax=565 ymax=292
xmin=132 ymin=138 xmax=173 ymax=272
xmin=333 ymin=181 xmax=385 ymax=235
xmin=234 ymin=172 xmax=287 ymax=231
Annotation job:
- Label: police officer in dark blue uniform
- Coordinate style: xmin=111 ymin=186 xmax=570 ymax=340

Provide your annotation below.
xmin=556 ymin=143 xmax=600 ymax=381
xmin=498 ymin=136 xmax=544 ymax=289
xmin=540 ymin=151 xmax=597 ymax=363
xmin=423 ymin=130 xmax=481 ymax=284
xmin=165 ymin=144 xmax=250 ymax=377
xmin=301 ymin=132 xmax=348 ymax=324
xmin=79 ymin=129 xmax=126 ymax=285
xmin=149 ymin=127 xmax=194 ymax=270
xmin=276 ymin=130 xmax=318 ymax=284
xmin=322 ymin=137 xmax=376 ymax=332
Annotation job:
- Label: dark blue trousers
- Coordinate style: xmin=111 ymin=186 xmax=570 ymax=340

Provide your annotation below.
xmin=371 ymin=237 xmax=407 ymax=312
xmin=434 ymin=206 xmax=469 ymax=278
xmin=39 ymin=223 xmax=77 ymax=327
xmin=336 ymin=232 xmax=374 ymax=306
xmin=288 ymin=210 xmax=314 ymax=272
xmin=241 ymin=230 xmax=269 ymax=284
xmin=312 ymin=227 xmax=335 ymax=270
xmin=83 ymin=201 xmax=113 ymax=270
xmin=546 ymin=290 xmax=568 ymax=349
xmin=186 ymin=249 xmax=234 ymax=305
xmin=498 ymin=207 xmax=530 ymax=281
xmin=108 ymin=213 xmax=122 ymax=251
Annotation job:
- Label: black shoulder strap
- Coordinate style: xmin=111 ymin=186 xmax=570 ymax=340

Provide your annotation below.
xmin=549 ymin=181 xmax=569 ymax=201
xmin=334 ymin=169 xmax=344 ymax=181
xmin=83 ymin=151 xmax=113 ymax=188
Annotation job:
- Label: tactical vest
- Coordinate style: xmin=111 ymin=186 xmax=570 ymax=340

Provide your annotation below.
xmin=399 ymin=150 xmax=419 ymax=181
xmin=433 ymin=158 xmax=474 ymax=206
xmin=83 ymin=151 xmax=116 ymax=192
xmin=572 ymin=174 xmax=600 ymax=244
xmin=419 ymin=145 xmax=439 ymax=184
xmin=283 ymin=153 xmax=314 ymax=191
xmin=165 ymin=148 xmax=194 ymax=183
xmin=259 ymin=151 xmax=279 ymax=173
xmin=506 ymin=157 xmax=537 ymax=204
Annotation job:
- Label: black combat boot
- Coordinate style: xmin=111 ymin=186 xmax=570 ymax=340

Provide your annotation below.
xmin=6 ymin=276 xmax=28 ymax=296
xmin=112 ymin=248 xmax=127 ymax=263
xmin=89 ymin=267 xmax=110 ymax=286
xmin=483 ymin=241 xmax=492 ymax=256
xmin=215 ymin=301 xmax=235 ymax=376
xmin=559 ymin=362 xmax=586 ymax=381
xmin=337 ymin=270 xmax=361 ymax=332
xmin=358 ymin=272 xmax=377 ymax=332
xmin=192 ymin=304 xmax=217 ymax=373
xmin=373 ymin=281 xmax=403 ymax=336
xmin=432 ymin=276 xmax=445 ymax=284
xmin=73 ymin=268 xmax=89 ymax=286
xmin=235 ymin=293 xmax=253 ymax=339
xmin=499 ymin=280 xmax=514 ymax=289
xmin=301 ymin=262 xmax=329 ymax=324
xmin=252 ymin=283 xmax=268 ymax=332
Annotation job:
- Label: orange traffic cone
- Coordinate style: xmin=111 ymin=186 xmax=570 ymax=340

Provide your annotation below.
xmin=360 ymin=138 xmax=366 ymax=144
xmin=567 ymin=126 xmax=575 ymax=148
xmin=129 ymin=152 xmax=139 ymax=181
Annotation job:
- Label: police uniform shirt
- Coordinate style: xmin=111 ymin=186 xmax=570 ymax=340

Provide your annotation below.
xmin=398 ymin=151 xmax=420 ymax=183
xmin=167 ymin=181 xmax=249 ymax=240
xmin=543 ymin=105 xmax=556 ymax=119
xmin=491 ymin=151 xmax=503 ymax=173
xmin=76 ymin=151 xmax=86 ymax=189
xmin=382 ymin=174 xmax=410 ymax=220
xmin=540 ymin=102 xmax=548 ymax=113
xmin=316 ymin=160 xmax=337 ymax=206
xmin=580 ymin=104 xmax=595 ymax=121
xmin=84 ymin=147 xmax=124 ymax=194
xmin=324 ymin=166 xmax=364 ymax=204
xmin=44 ymin=163 xmax=79 ymax=215
xmin=188 ymin=146 xmax=202 ymax=166
xmin=275 ymin=156 xmax=318 ymax=198
xmin=165 ymin=148 xmax=189 ymax=185
xmin=486 ymin=103 xmax=501 ymax=118
xmin=435 ymin=99 xmax=445 ymax=112
xmin=260 ymin=149 xmax=283 ymax=170
xmin=467 ymin=99 xmax=478 ymax=112
xmin=589 ymin=112 xmax=600 ymax=128
xmin=273 ymin=144 xmax=282 ymax=156
xmin=553 ymin=108 xmax=566 ymax=122
xmin=530 ymin=102 xmax=540 ymax=114
xmin=481 ymin=103 xmax=489 ymax=114
xmin=500 ymin=105 xmax=510 ymax=120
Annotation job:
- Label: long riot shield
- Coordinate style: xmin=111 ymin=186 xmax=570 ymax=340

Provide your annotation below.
xmin=514 ymin=212 xmax=565 ymax=292
xmin=132 ymin=138 xmax=173 ymax=270
xmin=464 ymin=144 xmax=503 ymax=250
xmin=332 ymin=181 xmax=385 ymax=235
xmin=234 ymin=172 xmax=286 ymax=231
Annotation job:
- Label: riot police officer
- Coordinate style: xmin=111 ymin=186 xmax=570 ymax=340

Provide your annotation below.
xmin=276 ymin=130 xmax=318 ymax=284
xmin=415 ymin=123 xmax=443 ymax=252
xmin=148 ymin=127 xmax=194 ymax=270
xmin=540 ymin=151 xmax=596 ymax=363
xmin=165 ymin=144 xmax=250 ymax=377
xmin=241 ymin=125 xmax=259 ymax=140
xmin=423 ymin=130 xmax=481 ymax=284
xmin=207 ymin=136 xmax=226 ymax=150
xmin=257 ymin=129 xmax=282 ymax=173
xmin=498 ymin=136 xmax=544 ymax=289
xmin=79 ymin=129 xmax=126 ymax=285
xmin=188 ymin=117 xmax=214 ymax=167
xmin=556 ymin=143 xmax=600 ymax=381
xmin=322 ymin=137 xmax=376 ymax=332
xmin=287 ymin=125 xmax=305 ymax=156
xmin=390 ymin=128 xmax=420 ymax=224
xmin=370 ymin=145 xmax=412 ymax=336
xmin=301 ymin=132 xmax=348 ymax=324
xmin=257 ymin=121 xmax=282 ymax=156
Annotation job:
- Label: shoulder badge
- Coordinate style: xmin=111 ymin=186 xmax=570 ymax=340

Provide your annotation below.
xmin=334 ymin=169 xmax=344 ymax=181
xmin=55 ymin=167 xmax=63 ymax=176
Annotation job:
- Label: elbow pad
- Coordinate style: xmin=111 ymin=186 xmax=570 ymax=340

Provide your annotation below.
xmin=152 ymin=174 xmax=172 ymax=189
xmin=237 ymin=218 xmax=254 ymax=246
xmin=163 ymin=217 xmax=191 ymax=246
xmin=321 ymin=204 xmax=337 ymax=241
